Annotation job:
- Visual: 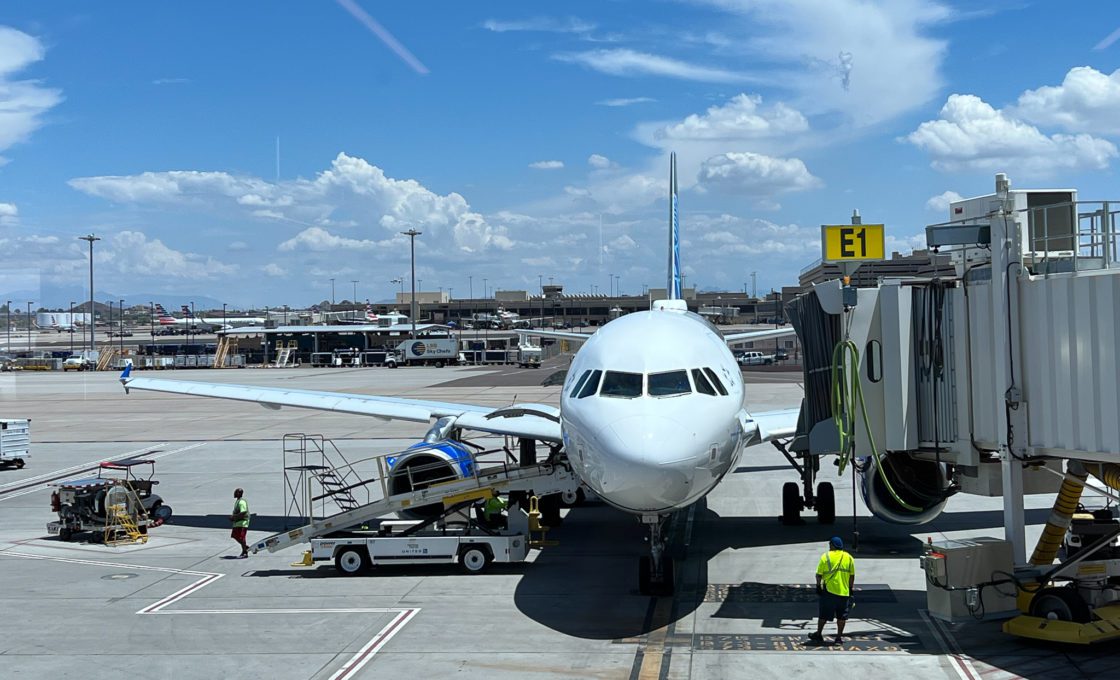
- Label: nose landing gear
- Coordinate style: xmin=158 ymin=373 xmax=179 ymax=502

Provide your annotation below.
xmin=638 ymin=514 xmax=674 ymax=596
xmin=775 ymin=440 xmax=835 ymax=525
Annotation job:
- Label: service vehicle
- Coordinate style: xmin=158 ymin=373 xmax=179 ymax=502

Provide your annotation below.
xmin=63 ymin=356 xmax=90 ymax=371
xmin=47 ymin=459 xmax=172 ymax=541
xmin=385 ymin=338 xmax=459 ymax=367
xmin=0 ymin=419 xmax=30 ymax=469
xmin=516 ymin=344 xmax=542 ymax=368
xmin=736 ymin=351 xmax=774 ymax=366
xmin=311 ymin=521 xmax=529 ymax=575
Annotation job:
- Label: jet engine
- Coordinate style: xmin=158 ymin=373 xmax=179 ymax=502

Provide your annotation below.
xmin=858 ymin=454 xmax=951 ymax=525
xmin=387 ymin=440 xmax=475 ymax=518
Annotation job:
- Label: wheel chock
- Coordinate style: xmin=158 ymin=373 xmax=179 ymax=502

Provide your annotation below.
xmin=291 ymin=550 xmax=314 ymax=567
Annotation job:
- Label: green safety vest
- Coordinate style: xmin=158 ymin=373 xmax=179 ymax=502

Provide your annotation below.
xmin=233 ymin=498 xmax=250 ymax=528
xmin=483 ymin=495 xmax=506 ymax=519
xmin=816 ymin=549 xmax=855 ymax=597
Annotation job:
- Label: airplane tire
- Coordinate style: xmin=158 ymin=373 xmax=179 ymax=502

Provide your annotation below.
xmin=638 ymin=556 xmax=652 ymax=595
xmin=816 ymin=482 xmax=836 ymax=524
xmin=781 ymin=482 xmax=801 ymax=524
xmin=658 ymin=558 xmax=676 ymax=597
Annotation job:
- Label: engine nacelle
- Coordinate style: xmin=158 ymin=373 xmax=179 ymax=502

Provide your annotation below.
xmin=859 ymin=454 xmax=950 ymax=525
xmin=386 ymin=440 xmax=475 ymax=518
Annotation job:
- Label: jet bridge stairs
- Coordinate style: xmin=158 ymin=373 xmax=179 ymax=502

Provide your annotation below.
xmin=255 ymin=442 xmax=580 ymax=555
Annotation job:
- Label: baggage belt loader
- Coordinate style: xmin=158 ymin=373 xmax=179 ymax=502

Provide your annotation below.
xmin=257 ymin=448 xmax=581 ymax=576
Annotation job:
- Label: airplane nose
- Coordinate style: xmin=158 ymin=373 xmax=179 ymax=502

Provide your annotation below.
xmin=595 ymin=415 xmax=701 ymax=512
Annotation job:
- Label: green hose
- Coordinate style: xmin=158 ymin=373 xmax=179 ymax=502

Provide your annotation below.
xmin=831 ymin=339 xmax=922 ymax=513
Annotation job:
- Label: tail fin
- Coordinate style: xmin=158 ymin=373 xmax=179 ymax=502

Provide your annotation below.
xmin=667 ymin=151 xmax=682 ymax=299
xmin=180 ymin=305 xmax=192 ymax=318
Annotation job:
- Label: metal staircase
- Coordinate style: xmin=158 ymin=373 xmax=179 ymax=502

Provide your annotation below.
xmin=273 ymin=341 xmax=298 ymax=367
xmin=256 ymin=449 xmax=580 ymax=555
xmin=282 ymin=434 xmax=365 ymax=524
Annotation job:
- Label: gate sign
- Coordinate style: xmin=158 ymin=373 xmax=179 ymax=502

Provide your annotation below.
xmin=821 ymin=224 xmax=885 ymax=262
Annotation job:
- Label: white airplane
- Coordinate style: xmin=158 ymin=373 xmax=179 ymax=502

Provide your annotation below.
xmin=153 ymin=304 xmax=266 ymax=328
xmin=120 ymin=153 xmax=802 ymax=594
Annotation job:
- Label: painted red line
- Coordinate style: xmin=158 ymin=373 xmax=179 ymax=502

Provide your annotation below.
xmin=334 ymin=609 xmax=416 ymax=679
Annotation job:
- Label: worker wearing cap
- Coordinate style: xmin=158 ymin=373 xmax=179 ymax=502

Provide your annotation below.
xmin=229 ymin=488 xmax=250 ymax=558
xmin=808 ymin=536 xmax=855 ymax=644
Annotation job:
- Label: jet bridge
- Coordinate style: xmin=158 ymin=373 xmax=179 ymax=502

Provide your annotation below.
xmin=254 ymin=444 xmax=580 ymax=555
xmin=789 ymin=173 xmax=1120 ymax=563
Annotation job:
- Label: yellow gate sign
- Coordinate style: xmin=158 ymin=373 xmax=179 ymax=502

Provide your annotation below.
xmin=821 ymin=224 xmax=885 ymax=262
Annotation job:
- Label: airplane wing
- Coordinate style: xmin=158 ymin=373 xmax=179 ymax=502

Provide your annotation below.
xmin=119 ymin=370 xmax=562 ymax=442
xmin=516 ymin=329 xmax=596 ymax=343
xmin=722 ymin=327 xmax=797 ymax=344
xmin=739 ymin=407 xmax=800 ymax=445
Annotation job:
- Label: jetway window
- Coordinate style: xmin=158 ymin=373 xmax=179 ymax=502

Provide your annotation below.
xmin=702 ymin=368 xmax=729 ymax=396
xmin=648 ymin=370 xmax=691 ymax=397
xmin=601 ymin=371 xmax=643 ymax=399
xmin=576 ymin=370 xmax=602 ymax=399
xmin=692 ymin=368 xmax=717 ymax=396
xmin=866 ymin=340 xmax=882 ymax=383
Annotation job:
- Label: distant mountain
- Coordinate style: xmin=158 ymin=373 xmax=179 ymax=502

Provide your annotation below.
xmin=0 ymin=285 xmax=229 ymax=312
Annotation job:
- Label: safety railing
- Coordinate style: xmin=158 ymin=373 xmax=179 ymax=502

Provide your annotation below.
xmin=1026 ymin=200 xmax=1118 ymax=274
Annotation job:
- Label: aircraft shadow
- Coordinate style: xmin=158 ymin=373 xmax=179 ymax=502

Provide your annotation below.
xmin=169 ymin=513 xmax=291 ymax=533
xmin=512 ymin=500 xmax=1052 ymax=642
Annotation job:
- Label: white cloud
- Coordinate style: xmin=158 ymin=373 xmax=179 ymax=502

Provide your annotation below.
xmin=483 ymin=17 xmax=595 ymax=33
xmin=152 ymin=77 xmax=190 ymax=85
xmin=588 ymin=154 xmax=611 ymax=169
xmin=697 ymin=152 xmax=822 ymax=196
xmin=906 ymin=94 xmax=1118 ymax=175
xmin=278 ymin=226 xmax=377 ymax=252
xmin=925 ymin=190 xmax=962 ymax=212
xmin=0 ymin=201 xmax=17 ymax=226
xmin=102 ymin=231 xmax=237 ymax=279
xmin=554 ymin=49 xmax=752 ymax=83
xmin=608 ymin=234 xmax=638 ymax=252
xmin=529 ymin=160 xmax=564 ymax=170
xmin=227 ymin=240 xmax=249 ymax=251
xmin=70 ymin=152 xmax=513 ymax=254
xmin=0 ymin=26 xmax=63 ymax=162
xmin=261 ymin=263 xmax=287 ymax=277
xmin=653 ymin=93 xmax=808 ymax=142
xmin=596 ymin=97 xmax=656 ymax=107
xmin=697 ymin=0 xmax=949 ymax=125
xmin=690 ymin=213 xmax=821 ymax=257
xmin=1014 ymin=66 xmax=1120 ymax=135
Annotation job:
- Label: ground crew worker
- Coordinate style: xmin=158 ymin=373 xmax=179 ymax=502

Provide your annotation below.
xmin=808 ymin=536 xmax=855 ymax=644
xmin=229 ymin=488 xmax=250 ymax=558
xmin=482 ymin=493 xmax=507 ymax=528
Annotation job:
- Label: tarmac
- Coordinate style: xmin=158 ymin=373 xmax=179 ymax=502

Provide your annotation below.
xmin=1 ymin=361 xmax=1116 ymax=679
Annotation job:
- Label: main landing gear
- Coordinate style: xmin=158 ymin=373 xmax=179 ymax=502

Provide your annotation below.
xmin=774 ymin=440 xmax=835 ymax=525
xmin=638 ymin=514 xmax=674 ymax=596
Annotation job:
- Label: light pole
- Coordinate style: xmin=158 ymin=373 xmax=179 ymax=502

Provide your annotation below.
xmin=190 ymin=300 xmax=195 ymax=347
xmin=469 ymin=275 xmax=473 ymax=300
xmin=79 ymin=234 xmax=100 ymax=353
xmin=69 ymin=301 xmax=75 ymax=354
xmin=223 ymin=303 xmax=227 ymax=330
xmin=538 ymin=274 xmax=544 ymax=328
xmin=5 ymin=300 xmax=10 ymax=351
xmin=26 ymin=301 xmax=32 ymax=351
xmin=107 ymin=300 xmax=113 ymax=353
xmin=119 ymin=298 xmax=124 ymax=358
xmin=264 ymin=306 xmax=270 ymax=365
xmin=150 ymin=301 xmax=155 ymax=347
xmin=400 ymin=228 xmax=422 ymax=340
xmin=351 ymin=280 xmax=358 ymax=303
xmin=329 ymin=278 xmax=335 ymax=306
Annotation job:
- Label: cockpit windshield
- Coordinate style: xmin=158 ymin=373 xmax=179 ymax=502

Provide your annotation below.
xmin=576 ymin=369 xmax=602 ymax=398
xmin=648 ymin=370 xmax=691 ymax=397
xmin=600 ymin=371 xmax=643 ymax=398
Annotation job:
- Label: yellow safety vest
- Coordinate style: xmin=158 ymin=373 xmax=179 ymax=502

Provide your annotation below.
xmin=816 ymin=549 xmax=855 ymax=596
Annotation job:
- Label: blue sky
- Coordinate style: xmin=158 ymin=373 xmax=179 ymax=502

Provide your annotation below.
xmin=1 ymin=1 xmax=1119 ymax=308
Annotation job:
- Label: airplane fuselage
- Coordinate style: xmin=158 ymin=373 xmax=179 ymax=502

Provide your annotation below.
xmin=560 ymin=308 xmax=746 ymax=515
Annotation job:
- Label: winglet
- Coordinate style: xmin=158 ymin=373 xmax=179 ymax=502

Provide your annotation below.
xmin=119 ymin=364 xmax=132 ymax=393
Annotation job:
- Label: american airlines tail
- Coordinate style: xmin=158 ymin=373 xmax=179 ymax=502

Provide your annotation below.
xmin=666 ymin=152 xmax=682 ymax=300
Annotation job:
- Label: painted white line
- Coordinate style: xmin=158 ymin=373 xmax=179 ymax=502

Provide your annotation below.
xmin=0 ymin=442 xmax=169 ymax=489
xmin=1 ymin=548 xmax=419 ymax=678
xmin=918 ymin=609 xmax=981 ymax=680
xmin=0 ymin=442 xmax=206 ymax=502
xmin=330 ymin=608 xmax=420 ymax=680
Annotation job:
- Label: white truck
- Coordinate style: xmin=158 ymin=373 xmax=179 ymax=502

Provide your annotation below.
xmin=736 ymin=351 xmax=774 ymax=366
xmin=385 ymin=338 xmax=459 ymax=368
xmin=311 ymin=522 xmax=528 ymax=575
xmin=516 ymin=344 xmax=542 ymax=369
xmin=0 ymin=419 xmax=30 ymax=469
